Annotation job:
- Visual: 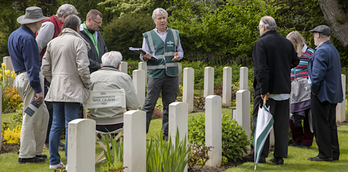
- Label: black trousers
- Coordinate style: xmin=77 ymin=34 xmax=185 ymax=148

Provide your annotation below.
xmin=143 ymin=75 xmax=178 ymax=137
xmin=311 ymin=95 xmax=340 ymax=160
xmin=253 ymin=95 xmax=289 ymax=158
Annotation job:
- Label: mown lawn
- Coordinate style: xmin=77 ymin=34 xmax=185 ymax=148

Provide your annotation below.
xmin=224 ymin=123 xmax=348 ymax=172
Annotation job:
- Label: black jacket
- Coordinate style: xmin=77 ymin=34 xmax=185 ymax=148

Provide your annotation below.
xmin=253 ymin=30 xmax=299 ymax=95
xmin=80 ymin=28 xmax=108 ymax=73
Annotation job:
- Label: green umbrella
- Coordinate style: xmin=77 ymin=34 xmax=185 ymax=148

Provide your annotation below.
xmin=254 ymin=97 xmax=274 ymax=170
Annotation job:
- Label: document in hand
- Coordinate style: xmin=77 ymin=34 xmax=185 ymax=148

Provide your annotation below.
xmin=24 ymin=100 xmax=43 ymax=117
xmin=129 ymin=47 xmax=158 ymax=60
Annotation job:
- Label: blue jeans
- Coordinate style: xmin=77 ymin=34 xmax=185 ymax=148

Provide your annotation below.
xmin=49 ymin=102 xmax=80 ymax=165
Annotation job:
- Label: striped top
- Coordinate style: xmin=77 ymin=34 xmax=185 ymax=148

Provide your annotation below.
xmin=291 ymin=44 xmax=315 ymax=81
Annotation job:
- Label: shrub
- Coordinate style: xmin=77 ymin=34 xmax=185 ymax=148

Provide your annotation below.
xmin=187 ymin=143 xmax=212 ymax=171
xmin=3 ymin=125 xmax=21 ymax=145
xmin=102 ymin=13 xmax=154 ymax=61
xmin=99 ymin=134 xmax=125 ymax=172
xmin=3 ymin=87 xmax=22 ymax=113
xmin=146 ymin=130 xmax=189 ymax=172
xmin=188 ymin=114 xmax=249 ymax=162
xmin=152 ymin=104 xmax=163 ymax=119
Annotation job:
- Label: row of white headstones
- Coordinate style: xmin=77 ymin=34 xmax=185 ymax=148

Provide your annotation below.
xmin=1 ymin=56 xmax=346 ymax=172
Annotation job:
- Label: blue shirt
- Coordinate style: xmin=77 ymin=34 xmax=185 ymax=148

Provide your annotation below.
xmin=8 ymin=25 xmax=42 ymax=93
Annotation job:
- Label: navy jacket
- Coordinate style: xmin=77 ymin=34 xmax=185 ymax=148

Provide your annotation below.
xmin=308 ymin=40 xmax=343 ymax=103
xmin=80 ymin=28 xmax=108 ymax=73
xmin=253 ymin=30 xmax=299 ymax=95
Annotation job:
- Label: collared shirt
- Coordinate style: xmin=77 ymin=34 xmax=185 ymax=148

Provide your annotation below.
xmin=8 ymin=25 xmax=42 ymax=93
xmin=140 ymin=28 xmax=184 ymax=61
xmin=36 ymin=21 xmax=55 ymax=53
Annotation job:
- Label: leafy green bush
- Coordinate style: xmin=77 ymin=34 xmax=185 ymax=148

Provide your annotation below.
xmin=146 ymin=130 xmax=189 ymax=172
xmin=103 ymin=13 xmax=154 ymax=60
xmin=188 ymin=114 xmax=249 ymax=162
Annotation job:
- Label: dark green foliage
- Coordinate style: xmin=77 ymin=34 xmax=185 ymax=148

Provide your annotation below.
xmin=102 ymin=13 xmax=154 ymax=60
xmin=188 ymin=114 xmax=250 ymax=162
xmin=187 ymin=143 xmax=212 ymax=171
xmin=146 ymin=129 xmax=189 ymax=172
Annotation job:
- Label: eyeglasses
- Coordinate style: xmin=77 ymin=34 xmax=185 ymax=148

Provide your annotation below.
xmin=91 ymin=18 xmax=102 ymax=25
xmin=257 ymin=25 xmax=263 ymax=30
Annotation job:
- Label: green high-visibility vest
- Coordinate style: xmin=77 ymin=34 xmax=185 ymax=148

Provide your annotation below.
xmin=143 ymin=28 xmax=179 ymax=78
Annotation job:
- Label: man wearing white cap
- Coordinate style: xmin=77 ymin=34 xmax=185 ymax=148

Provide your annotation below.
xmin=8 ymin=6 xmax=49 ymax=164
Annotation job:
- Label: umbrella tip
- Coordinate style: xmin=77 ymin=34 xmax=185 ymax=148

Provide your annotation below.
xmin=254 ymin=165 xmax=257 ymax=170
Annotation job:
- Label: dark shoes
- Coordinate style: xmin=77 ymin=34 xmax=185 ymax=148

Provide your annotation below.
xmin=36 ymin=154 xmax=47 ymax=159
xmin=289 ymin=142 xmax=299 ymax=147
xmin=298 ymin=144 xmax=309 ymax=149
xmin=308 ymin=156 xmax=333 ymax=162
xmin=163 ymin=136 xmax=168 ymax=141
xmin=18 ymin=157 xmax=45 ymax=164
xmin=243 ymin=156 xmax=266 ymax=163
xmin=270 ymin=157 xmax=284 ymax=165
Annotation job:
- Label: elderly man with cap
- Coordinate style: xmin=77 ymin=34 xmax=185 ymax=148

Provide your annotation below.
xmin=307 ymin=25 xmax=343 ymax=162
xmin=8 ymin=6 xmax=49 ymax=164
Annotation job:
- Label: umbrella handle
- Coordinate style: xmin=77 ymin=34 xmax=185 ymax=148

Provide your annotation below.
xmin=263 ymin=96 xmax=267 ymax=105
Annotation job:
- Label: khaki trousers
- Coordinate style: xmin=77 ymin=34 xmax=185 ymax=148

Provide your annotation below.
xmin=15 ymin=72 xmax=49 ymax=158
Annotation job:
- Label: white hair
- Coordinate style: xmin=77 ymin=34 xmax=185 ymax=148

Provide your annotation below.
xmin=260 ymin=16 xmax=277 ymax=31
xmin=57 ymin=4 xmax=78 ymax=17
xmin=102 ymin=51 xmax=122 ymax=68
xmin=152 ymin=8 xmax=168 ymax=20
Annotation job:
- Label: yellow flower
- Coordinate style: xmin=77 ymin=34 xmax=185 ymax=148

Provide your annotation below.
xmin=11 ymin=70 xmax=16 ymax=79
xmin=2 ymin=63 xmax=6 ymax=69
xmin=4 ymin=69 xmax=10 ymax=77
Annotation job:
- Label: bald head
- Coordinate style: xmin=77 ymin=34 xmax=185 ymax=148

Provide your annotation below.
xmin=260 ymin=16 xmax=277 ymax=31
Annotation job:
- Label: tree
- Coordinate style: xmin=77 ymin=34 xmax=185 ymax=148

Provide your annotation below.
xmin=318 ymin=0 xmax=348 ymax=47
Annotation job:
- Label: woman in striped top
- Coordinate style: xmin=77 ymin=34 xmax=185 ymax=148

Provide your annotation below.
xmin=286 ymin=31 xmax=315 ymax=148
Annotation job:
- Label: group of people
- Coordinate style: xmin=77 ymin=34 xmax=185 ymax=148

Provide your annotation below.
xmin=7 ymin=5 xmax=180 ymax=170
xmin=7 ymin=3 xmax=342 ymax=170
xmin=251 ymin=16 xmax=343 ymax=165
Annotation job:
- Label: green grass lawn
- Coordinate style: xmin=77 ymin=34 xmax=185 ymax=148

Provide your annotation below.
xmin=224 ymin=124 xmax=348 ymax=172
xmin=1 ymin=103 xmax=347 ymax=172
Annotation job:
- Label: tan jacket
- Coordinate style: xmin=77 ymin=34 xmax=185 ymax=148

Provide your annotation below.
xmin=41 ymin=28 xmax=92 ymax=104
xmin=90 ymin=67 xmax=139 ymax=124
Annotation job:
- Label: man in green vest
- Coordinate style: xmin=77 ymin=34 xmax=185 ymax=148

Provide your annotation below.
xmin=140 ymin=8 xmax=184 ymax=140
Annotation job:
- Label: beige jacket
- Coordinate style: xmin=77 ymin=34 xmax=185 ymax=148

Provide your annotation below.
xmin=90 ymin=67 xmax=139 ymax=124
xmin=41 ymin=28 xmax=92 ymax=104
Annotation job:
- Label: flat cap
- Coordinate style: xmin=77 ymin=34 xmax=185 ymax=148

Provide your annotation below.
xmin=309 ymin=25 xmax=331 ymax=36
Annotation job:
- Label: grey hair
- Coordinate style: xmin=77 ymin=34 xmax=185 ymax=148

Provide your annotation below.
xmin=286 ymin=31 xmax=305 ymax=56
xmin=260 ymin=16 xmax=277 ymax=31
xmin=57 ymin=4 xmax=78 ymax=17
xmin=102 ymin=51 xmax=123 ymax=68
xmin=152 ymin=8 xmax=168 ymax=20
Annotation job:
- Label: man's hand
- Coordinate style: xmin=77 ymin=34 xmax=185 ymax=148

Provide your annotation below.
xmin=142 ymin=52 xmax=152 ymax=60
xmin=172 ymin=52 xmax=180 ymax=61
xmin=35 ymin=92 xmax=44 ymax=104
xmin=261 ymin=92 xmax=270 ymax=103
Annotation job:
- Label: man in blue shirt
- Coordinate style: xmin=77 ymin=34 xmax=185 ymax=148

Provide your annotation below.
xmin=308 ymin=25 xmax=343 ymax=162
xmin=8 ymin=6 xmax=49 ymax=164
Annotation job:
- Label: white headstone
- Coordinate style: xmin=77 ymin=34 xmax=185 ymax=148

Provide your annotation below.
xmin=3 ymin=56 xmax=14 ymax=87
xmin=223 ymin=67 xmax=232 ymax=106
xmin=178 ymin=63 xmax=183 ymax=85
xmin=205 ymin=95 xmax=222 ymax=167
xmin=124 ymin=110 xmax=146 ymax=172
xmin=183 ymin=67 xmax=194 ymax=113
xmin=67 ymin=119 xmax=96 ymax=172
xmin=133 ymin=70 xmax=145 ymax=108
xmin=138 ymin=62 xmax=147 ymax=84
xmin=204 ymin=67 xmax=214 ymax=97
xmin=336 ymin=74 xmax=346 ymax=122
xmin=240 ymin=67 xmax=248 ymax=90
xmin=169 ymin=102 xmax=188 ymax=144
xmin=119 ymin=61 xmax=128 ymax=74
xmin=236 ymin=90 xmax=251 ymax=139
xmin=269 ymin=128 xmax=275 ymax=147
